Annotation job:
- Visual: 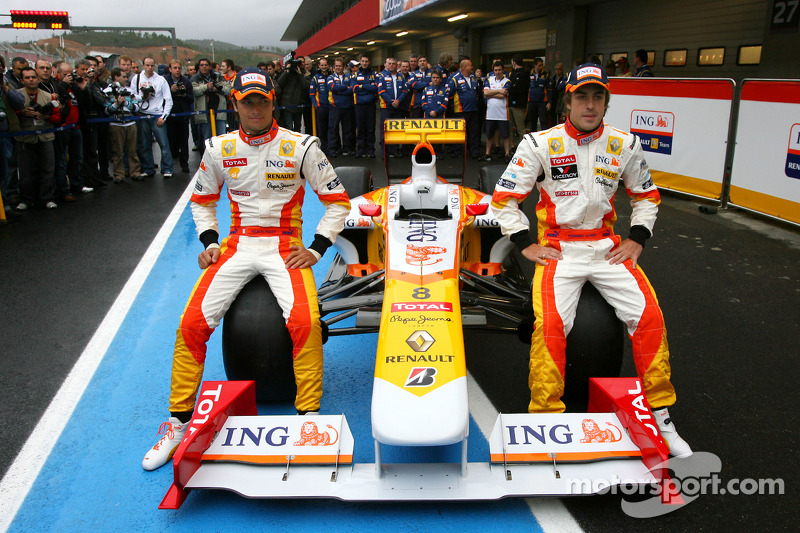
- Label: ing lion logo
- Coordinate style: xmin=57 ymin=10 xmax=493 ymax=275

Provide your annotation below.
xmin=656 ymin=115 xmax=668 ymax=128
xmin=293 ymin=421 xmax=339 ymax=446
xmin=580 ymin=419 xmax=623 ymax=443
xmin=406 ymin=244 xmax=447 ymax=265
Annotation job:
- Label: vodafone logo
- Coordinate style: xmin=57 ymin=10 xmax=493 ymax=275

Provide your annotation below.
xmin=391 ymin=302 xmax=453 ymax=312
xmin=551 ymin=155 xmax=576 ymax=166
xmin=223 ymin=158 xmax=247 ymax=168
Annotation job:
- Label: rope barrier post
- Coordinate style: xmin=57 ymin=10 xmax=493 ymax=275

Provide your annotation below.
xmin=210 ymin=109 xmax=217 ymax=137
xmin=311 ymin=105 xmax=316 ymax=137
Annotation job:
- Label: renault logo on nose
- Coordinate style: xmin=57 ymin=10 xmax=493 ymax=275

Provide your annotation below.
xmin=406 ymin=331 xmax=435 ymax=352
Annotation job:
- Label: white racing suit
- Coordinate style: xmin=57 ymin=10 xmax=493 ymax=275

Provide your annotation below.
xmin=170 ymin=121 xmax=350 ymax=414
xmin=492 ymin=119 xmax=675 ymax=413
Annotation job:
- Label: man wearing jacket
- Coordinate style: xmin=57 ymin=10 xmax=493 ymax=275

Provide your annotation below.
xmin=409 ymin=55 xmax=432 ymax=119
xmin=528 ymin=58 xmax=551 ymax=132
xmin=446 ymin=58 xmax=481 ymax=159
xmin=191 ymin=57 xmax=231 ymax=153
xmin=14 ymin=67 xmax=60 ymax=210
xmin=326 ymin=58 xmax=353 ymax=157
xmin=103 ymin=68 xmax=142 ymax=182
xmin=491 ymin=64 xmax=691 ymax=459
xmin=376 ymin=57 xmax=407 ymax=158
xmin=350 ymin=55 xmax=378 ymax=158
xmin=131 ymin=56 xmax=174 ymax=178
xmin=309 ymin=58 xmax=331 ymax=156
xmin=164 ymin=60 xmax=194 ymax=173
xmin=507 ymin=55 xmax=529 ymax=149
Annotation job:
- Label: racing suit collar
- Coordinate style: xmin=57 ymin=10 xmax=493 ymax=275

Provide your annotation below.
xmin=238 ymin=119 xmax=279 ymax=146
xmin=564 ymin=116 xmax=605 ymax=145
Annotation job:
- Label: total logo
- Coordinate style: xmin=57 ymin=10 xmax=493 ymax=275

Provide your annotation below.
xmin=392 ymin=302 xmax=453 ymax=312
xmin=223 ymin=158 xmax=247 ymax=168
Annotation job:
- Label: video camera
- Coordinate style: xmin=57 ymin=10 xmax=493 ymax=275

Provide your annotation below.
xmin=283 ymin=51 xmax=304 ymax=71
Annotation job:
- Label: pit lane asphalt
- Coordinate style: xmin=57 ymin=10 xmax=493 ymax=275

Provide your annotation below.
xmin=1 ymin=148 xmax=797 ymax=531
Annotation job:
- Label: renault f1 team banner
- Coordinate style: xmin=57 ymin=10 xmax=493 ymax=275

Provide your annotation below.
xmin=729 ymin=80 xmax=800 ymax=224
xmin=606 ymin=78 xmax=735 ymax=200
xmin=381 ymin=0 xmax=440 ymax=24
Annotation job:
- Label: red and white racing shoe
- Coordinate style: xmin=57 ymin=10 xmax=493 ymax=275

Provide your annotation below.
xmin=142 ymin=417 xmax=187 ymax=471
xmin=654 ymin=407 xmax=693 ymax=458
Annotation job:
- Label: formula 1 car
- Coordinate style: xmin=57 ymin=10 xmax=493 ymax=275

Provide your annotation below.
xmin=160 ymin=119 xmax=680 ymax=509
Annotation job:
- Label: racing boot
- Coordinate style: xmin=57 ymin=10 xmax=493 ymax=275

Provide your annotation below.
xmin=142 ymin=417 xmax=187 ymax=471
xmin=653 ymin=407 xmax=693 ymax=458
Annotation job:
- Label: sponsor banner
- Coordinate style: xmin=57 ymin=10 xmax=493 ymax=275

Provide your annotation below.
xmin=606 ymin=78 xmax=733 ymax=200
xmin=630 ymin=110 xmax=674 ymax=155
xmin=729 ymin=79 xmax=800 ymax=223
xmin=381 ymin=0 xmax=442 ymax=25
xmin=202 ymin=415 xmax=354 ymax=464
xmin=489 ymin=413 xmax=642 ymax=463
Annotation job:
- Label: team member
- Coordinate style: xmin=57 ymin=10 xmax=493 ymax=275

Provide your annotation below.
xmin=528 ymin=58 xmax=551 ymax=132
xmin=482 ymin=61 xmax=512 ymax=162
xmin=350 ymin=55 xmax=378 ymax=158
xmin=421 ymin=70 xmax=447 ymax=118
xmin=409 ymin=55 xmax=432 ymax=119
xmin=309 ymin=58 xmax=331 ymax=155
xmin=376 ymin=57 xmax=407 ymax=158
xmin=491 ymin=64 xmax=691 ymax=458
xmin=143 ymin=68 xmax=351 ymax=471
xmin=446 ymin=58 xmax=481 ymax=159
xmin=326 ymin=58 xmax=353 ymax=157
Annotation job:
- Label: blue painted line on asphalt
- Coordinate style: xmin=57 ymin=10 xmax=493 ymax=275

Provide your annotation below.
xmin=8 ymin=185 xmax=542 ymax=532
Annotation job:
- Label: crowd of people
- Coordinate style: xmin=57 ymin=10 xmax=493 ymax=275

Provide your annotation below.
xmin=1 ymin=47 xmax=656 ymax=216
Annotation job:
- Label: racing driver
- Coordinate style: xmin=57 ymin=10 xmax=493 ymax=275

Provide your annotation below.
xmin=143 ymin=68 xmax=351 ymax=471
xmin=491 ymin=64 xmax=691 ymax=458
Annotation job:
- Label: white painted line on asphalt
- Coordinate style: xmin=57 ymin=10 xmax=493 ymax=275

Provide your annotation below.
xmin=467 ymin=372 xmax=584 ymax=533
xmin=0 ymin=180 xmax=195 ymax=533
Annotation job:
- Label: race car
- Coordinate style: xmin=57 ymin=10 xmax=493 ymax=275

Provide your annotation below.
xmin=159 ymin=119 xmax=680 ymax=509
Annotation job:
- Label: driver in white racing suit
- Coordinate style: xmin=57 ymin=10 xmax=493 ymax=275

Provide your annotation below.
xmin=491 ymin=64 xmax=691 ymax=457
xmin=143 ymin=68 xmax=350 ymax=471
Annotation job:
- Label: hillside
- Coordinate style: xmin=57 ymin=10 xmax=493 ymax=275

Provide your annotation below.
xmin=6 ymin=31 xmax=287 ymax=68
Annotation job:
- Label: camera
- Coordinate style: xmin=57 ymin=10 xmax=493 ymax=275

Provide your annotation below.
xmin=283 ymin=51 xmax=303 ymax=70
xmin=141 ymin=85 xmax=156 ymax=99
xmin=73 ymin=71 xmax=84 ymax=83
xmin=174 ymin=84 xmax=187 ymax=96
xmin=30 ymin=101 xmax=59 ymax=115
xmin=111 ymin=81 xmax=132 ymax=97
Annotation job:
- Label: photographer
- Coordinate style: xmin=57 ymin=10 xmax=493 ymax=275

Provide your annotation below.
xmin=75 ymin=58 xmax=108 ymax=189
xmin=277 ymin=52 xmax=307 ymax=132
xmin=1 ymin=57 xmax=25 ymax=213
xmin=191 ymin=57 xmax=230 ymax=152
xmin=164 ymin=60 xmax=193 ymax=174
xmin=50 ymin=62 xmax=89 ymax=201
xmin=131 ymin=56 xmax=174 ymax=179
xmin=103 ymin=68 xmax=142 ymax=182
xmin=14 ymin=67 xmax=60 ymax=210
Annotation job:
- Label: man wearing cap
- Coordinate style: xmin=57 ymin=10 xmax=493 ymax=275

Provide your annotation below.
xmin=491 ymin=64 xmax=691 ymax=458
xmin=142 ymin=68 xmax=351 ymax=471
xmin=616 ymin=57 xmax=633 ymax=77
